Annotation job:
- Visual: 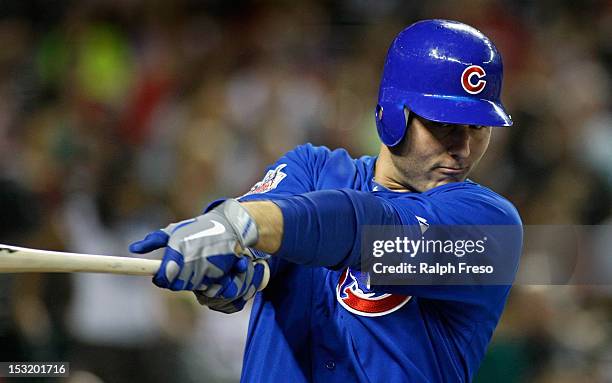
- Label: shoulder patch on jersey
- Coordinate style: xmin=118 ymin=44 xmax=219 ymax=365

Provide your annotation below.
xmin=336 ymin=268 xmax=411 ymax=317
xmin=243 ymin=164 xmax=288 ymax=196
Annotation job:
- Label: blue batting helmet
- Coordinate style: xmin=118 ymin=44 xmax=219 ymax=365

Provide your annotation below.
xmin=375 ymin=19 xmax=513 ymax=147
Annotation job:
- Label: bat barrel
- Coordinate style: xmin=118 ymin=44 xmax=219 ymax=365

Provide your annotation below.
xmin=0 ymin=244 xmax=160 ymax=276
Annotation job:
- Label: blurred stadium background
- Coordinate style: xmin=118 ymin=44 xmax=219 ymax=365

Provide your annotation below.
xmin=0 ymin=1 xmax=610 ymax=382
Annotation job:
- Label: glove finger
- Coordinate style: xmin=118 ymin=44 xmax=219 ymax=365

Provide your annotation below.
xmin=207 ymin=275 xmax=234 ymax=298
xmin=194 ymin=289 xmax=246 ymax=314
xmin=238 ymin=263 xmax=261 ymax=302
xmin=251 ymin=262 xmax=265 ymax=291
xmin=171 ymin=269 xmax=196 ymax=291
xmin=225 ymin=298 xmax=247 ymax=313
xmin=169 ymin=275 xmax=188 ymax=291
xmin=233 ymin=257 xmax=249 ymax=273
xmin=223 ymin=258 xmax=253 ymax=299
xmin=221 ymin=271 xmax=250 ymax=300
xmin=211 ymin=261 xmax=264 ymax=300
xmin=184 ymin=273 xmax=196 ymax=290
xmin=175 ymin=263 xmax=198 ymax=291
xmin=207 ymin=297 xmax=245 ymax=314
xmin=207 ymin=253 xmax=242 ymax=278
xmin=129 ymin=230 xmax=169 ymax=254
xmin=200 ymin=274 xmax=238 ymax=299
xmin=192 ymin=259 xmax=230 ymax=291
xmin=203 ymin=282 xmax=225 ymax=297
xmin=219 ymin=277 xmax=239 ymax=299
xmin=153 ymin=247 xmax=184 ymax=288
xmin=167 ymin=218 xmax=197 ymax=234
xmin=196 ymin=274 xmax=233 ymax=294
xmin=198 ymin=275 xmax=217 ymax=290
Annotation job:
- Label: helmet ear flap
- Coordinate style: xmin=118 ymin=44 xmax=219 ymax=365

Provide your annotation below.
xmin=404 ymin=106 xmax=413 ymax=131
xmin=375 ymin=101 xmax=409 ymax=147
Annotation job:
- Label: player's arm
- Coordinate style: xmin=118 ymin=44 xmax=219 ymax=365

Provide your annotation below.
xmin=241 ymin=192 xmax=399 ymax=265
xmin=128 ymin=144 xmax=329 ymax=312
xmin=241 ymin=201 xmax=283 ymax=254
xmin=242 ymin=187 xmax=521 ymax=267
xmin=245 ymin=188 xmax=405 ymax=268
xmin=240 ymin=187 xmax=522 ymax=306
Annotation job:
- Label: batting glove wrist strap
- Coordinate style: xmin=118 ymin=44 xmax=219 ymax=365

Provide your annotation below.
xmin=213 ymin=199 xmax=259 ymax=249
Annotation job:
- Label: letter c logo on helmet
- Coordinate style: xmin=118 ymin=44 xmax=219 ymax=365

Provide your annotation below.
xmin=461 ymin=65 xmax=487 ymax=95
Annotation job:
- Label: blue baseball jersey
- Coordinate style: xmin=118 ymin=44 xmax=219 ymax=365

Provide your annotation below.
xmin=233 ymin=144 xmax=522 ymax=382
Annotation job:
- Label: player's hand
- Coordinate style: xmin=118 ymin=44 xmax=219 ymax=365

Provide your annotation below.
xmin=129 ymin=199 xmax=259 ymax=292
xmin=195 ymin=253 xmax=270 ymax=314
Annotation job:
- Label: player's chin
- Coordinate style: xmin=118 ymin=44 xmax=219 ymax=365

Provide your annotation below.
xmin=432 ymin=168 xmax=469 ymax=183
xmin=432 ymin=175 xmax=466 ymax=188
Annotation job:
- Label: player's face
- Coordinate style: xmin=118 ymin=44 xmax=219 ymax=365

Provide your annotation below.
xmin=388 ymin=115 xmax=492 ymax=192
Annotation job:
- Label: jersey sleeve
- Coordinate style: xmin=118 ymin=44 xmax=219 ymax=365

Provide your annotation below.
xmin=240 ymin=143 xmax=330 ymax=200
xmin=203 ymin=144 xmax=330 ymax=277
xmin=372 ymin=183 xmax=522 ymax=306
xmin=203 ymin=143 xmax=329 ymax=211
xmin=380 ymin=182 xmax=521 ymax=227
xmin=271 ymin=182 xmax=522 ymax=307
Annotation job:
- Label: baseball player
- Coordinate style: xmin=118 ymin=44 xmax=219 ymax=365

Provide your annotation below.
xmin=130 ymin=20 xmax=523 ymax=382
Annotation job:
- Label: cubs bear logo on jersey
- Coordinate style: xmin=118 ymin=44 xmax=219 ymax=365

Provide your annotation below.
xmin=336 ymin=268 xmax=411 ymax=317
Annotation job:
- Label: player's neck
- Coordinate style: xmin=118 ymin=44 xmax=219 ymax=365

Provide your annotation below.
xmin=374 ymin=145 xmax=415 ymax=193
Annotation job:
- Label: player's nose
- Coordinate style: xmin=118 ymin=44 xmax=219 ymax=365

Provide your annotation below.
xmin=446 ymin=125 xmax=471 ymax=159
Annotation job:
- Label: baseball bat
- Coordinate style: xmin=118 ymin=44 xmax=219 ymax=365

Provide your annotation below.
xmin=0 ymin=244 xmax=160 ymax=275
xmin=0 ymin=244 xmax=270 ymax=291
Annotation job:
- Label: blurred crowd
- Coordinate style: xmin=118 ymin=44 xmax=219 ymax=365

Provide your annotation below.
xmin=0 ymin=1 xmax=610 ymax=382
